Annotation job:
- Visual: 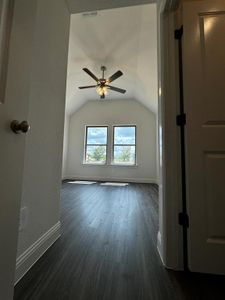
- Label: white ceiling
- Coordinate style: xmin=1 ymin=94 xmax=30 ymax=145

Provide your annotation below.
xmin=66 ymin=4 xmax=158 ymax=116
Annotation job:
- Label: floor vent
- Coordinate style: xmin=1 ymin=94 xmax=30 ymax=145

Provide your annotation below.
xmin=100 ymin=182 xmax=129 ymax=186
xmin=68 ymin=181 xmax=96 ymax=185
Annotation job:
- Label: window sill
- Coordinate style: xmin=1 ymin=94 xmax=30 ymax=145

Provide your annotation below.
xmin=110 ymin=164 xmax=138 ymax=168
xmin=82 ymin=163 xmax=138 ymax=168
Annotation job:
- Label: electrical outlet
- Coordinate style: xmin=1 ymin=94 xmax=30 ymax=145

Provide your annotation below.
xmin=19 ymin=207 xmax=28 ymax=231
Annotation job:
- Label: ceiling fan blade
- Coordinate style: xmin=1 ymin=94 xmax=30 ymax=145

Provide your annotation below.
xmin=107 ymin=85 xmax=126 ymax=94
xmin=107 ymin=70 xmax=123 ymax=83
xmin=83 ymin=68 xmax=99 ymax=82
xmin=79 ymin=85 xmax=97 ymax=89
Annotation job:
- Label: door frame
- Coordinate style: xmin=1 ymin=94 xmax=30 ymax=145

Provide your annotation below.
xmin=157 ymin=0 xmax=184 ymax=270
xmin=65 ymin=0 xmax=184 ymax=270
xmin=64 ymin=0 xmax=185 ymax=270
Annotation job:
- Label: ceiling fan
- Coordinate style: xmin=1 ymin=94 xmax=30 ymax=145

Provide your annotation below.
xmin=79 ymin=66 xmax=126 ymax=99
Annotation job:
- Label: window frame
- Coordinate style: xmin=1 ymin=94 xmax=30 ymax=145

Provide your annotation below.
xmin=112 ymin=125 xmax=137 ymax=166
xmin=84 ymin=125 xmax=108 ymax=165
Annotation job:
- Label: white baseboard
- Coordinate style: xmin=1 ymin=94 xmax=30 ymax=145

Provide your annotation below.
xmin=157 ymin=231 xmax=164 ymax=265
xmin=64 ymin=175 xmax=158 ymax=184
xmin=15 ymin=221 xmax=61 ymax=285
xmin=157 ymin=231 xmax=183 ymax=271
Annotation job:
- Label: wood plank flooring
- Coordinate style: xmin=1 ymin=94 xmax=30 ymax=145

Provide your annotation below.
xmin=14 ymin=182 xmax=225 ymax=300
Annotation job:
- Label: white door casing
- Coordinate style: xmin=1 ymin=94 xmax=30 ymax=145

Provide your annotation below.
xmin=183 ymin=0 xmax=225 ymax=274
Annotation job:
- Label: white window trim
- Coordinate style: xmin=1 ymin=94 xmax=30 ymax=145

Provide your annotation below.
xmin=111 ymin=125 xmax=137 ymax=166
xmin=83 ymin=124 xmax=137 ymax=166
xmin=83 ymin=125 xmax=108 ymax=165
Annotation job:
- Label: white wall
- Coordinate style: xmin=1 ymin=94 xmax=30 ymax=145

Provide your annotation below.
xmin=65 ymin=99 xmax=157 ymax=183
xmin=15 ymin=0 xmax=70 ymax=283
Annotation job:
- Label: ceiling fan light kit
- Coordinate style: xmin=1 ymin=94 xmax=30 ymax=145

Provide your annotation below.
xmin=96 ymin=85 xmax=108 ymax=96
xmin=79 ymin=66 xmax=126 ymax=99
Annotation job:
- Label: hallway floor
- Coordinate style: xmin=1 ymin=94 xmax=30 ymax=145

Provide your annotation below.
xmin=14 ymin=182 xmax=225 ymax=300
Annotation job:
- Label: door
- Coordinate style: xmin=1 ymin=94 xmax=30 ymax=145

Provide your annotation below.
xmin=183 ymin=0 xmax=225 ymax=274
xmin=0 ymin=1 xmax=38 ymax=299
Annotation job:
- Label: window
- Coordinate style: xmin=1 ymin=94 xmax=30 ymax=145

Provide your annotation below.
xmin=84 ymin=125 xmax=137 ymax=166
xmin=113 ymin=126 xmax=136 ymax=165
xmin=85 ymin=126 xmax=108 ymax=164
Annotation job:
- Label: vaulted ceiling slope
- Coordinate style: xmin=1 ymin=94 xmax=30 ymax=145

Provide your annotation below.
xmin=66 ymin=4 xmax=158 ymax=116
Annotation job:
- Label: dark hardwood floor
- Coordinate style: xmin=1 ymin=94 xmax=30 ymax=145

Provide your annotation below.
xmin=14 ymin=182 xmax=225 ymax=300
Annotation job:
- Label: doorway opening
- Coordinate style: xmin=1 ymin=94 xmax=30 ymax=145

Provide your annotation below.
xmin=59 ymin=5 xmax=161 ymax=297
xmin=15 ymin=3 xmax=169 ymax=298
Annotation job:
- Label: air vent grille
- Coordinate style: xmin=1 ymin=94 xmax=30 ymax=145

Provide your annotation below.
xmin=82 ymin=11 xmax=98 ymax=17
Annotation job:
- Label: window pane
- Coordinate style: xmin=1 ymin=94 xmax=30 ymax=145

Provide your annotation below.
xmin=114 ymin=126 xmax=135 ymax=145
xmin=113 ymin=146 xmax=136 ymax=164
xmin=86 ymin=146 xmax=106 ymax=164
xmin=87 ymin=127 xmax=107 ymax=145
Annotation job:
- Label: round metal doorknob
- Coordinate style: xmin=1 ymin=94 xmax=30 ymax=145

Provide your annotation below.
xmin=10 ymin=120 xmax=30 ymax=134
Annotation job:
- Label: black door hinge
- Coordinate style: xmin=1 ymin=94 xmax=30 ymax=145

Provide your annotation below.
xmin=179 ymin=212 xmax=189 ymax=228
xmin=176 ymin=113 xmax=186 ymax=126
xmin=174 ymin=26 xmax=183 ymax=40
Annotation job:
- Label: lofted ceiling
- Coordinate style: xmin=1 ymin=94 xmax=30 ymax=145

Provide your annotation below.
xmin=66 ymin=4 xmax=158 ymax=116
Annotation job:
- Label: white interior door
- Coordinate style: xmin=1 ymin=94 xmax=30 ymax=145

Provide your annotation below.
xmin=0 ymin=1 xmax=38 ymax=299
xmin=183 ymin=0 xmax=225 ymax=274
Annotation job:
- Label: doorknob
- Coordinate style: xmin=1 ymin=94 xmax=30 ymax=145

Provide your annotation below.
xmin=10 ymin=120 xmax=30 ymax=134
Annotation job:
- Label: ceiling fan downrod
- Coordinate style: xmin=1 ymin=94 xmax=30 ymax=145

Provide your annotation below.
xmin=101 ymin=66 xmax=106 ymax=79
